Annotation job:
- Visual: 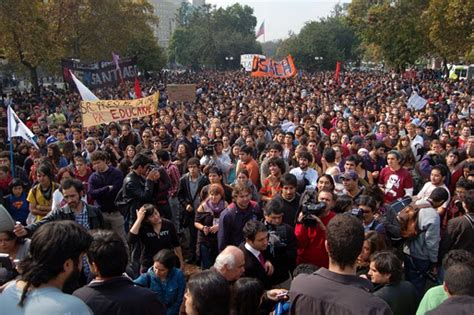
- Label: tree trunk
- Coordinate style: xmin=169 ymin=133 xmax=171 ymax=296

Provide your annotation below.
xmin=28 ymin=65 xmax=39 ymax=95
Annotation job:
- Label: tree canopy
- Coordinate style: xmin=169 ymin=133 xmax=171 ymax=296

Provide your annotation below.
xmin=0 ymin=0 xmax=166 ymax=93
xmin=169 ymin=3 xmax=262 ymax=70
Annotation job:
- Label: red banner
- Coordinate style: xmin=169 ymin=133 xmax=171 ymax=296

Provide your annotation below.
xmin=334 ymin=61 xmax=341 ymax=82
xmin=251 ymin=55 xmax=297 ymax=78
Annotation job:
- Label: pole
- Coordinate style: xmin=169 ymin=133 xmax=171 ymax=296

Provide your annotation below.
xmin=9 ymin=139 xmax=15 ymax=178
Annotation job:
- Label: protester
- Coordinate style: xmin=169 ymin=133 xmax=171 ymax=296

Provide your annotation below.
xmin=290 ymin=214 xmax=392 ymax=314
xmin=134 ymin=249 xmax=185 ymax=315
xmin=0 ymin=221 xmax=93 ymax=314
xmin=73 ymin=230 xmax=166 ymax=315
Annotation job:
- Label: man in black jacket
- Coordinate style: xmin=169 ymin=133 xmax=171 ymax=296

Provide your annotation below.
xmin=239 ymin=220 xmax=274 ymax=289
xmin=121 ymin=154 xmax=160 ymax=229
xmin=74 ymin=230 xmax=166 ymax=315
xmin=439 ymin=190 xmax=474 ymax=261
xmin=14 ymin=178 xmax=104 ymax=237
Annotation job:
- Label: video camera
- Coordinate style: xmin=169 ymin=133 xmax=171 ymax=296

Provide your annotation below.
xmin=301 ymin=201 xmax=327 ymax=226
xmin=204 ymin=144 xmax=215 ymax=156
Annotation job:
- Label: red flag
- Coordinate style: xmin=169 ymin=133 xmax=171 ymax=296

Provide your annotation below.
xmin=134 ymin=77 xmax=142 ymax=99
xmin=334 ymin=61 xmax=341 ymax=82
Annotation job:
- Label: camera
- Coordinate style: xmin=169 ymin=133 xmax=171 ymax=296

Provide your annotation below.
xmin=204 ymin=144 xmax=215 ymax=156
xmin=301 ymin=202 xmax=326 ymax=226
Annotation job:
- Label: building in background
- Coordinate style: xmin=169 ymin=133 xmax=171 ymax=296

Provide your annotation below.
xmin=150 ymin=0 xmax=205 ymax=49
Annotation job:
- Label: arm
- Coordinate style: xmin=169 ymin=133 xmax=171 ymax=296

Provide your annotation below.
xmin=424 ymin=217 xmax=441 ymax=263
xmin=129 ymin=208 xmax=146 ymax=235
xmin=25 ymin=208 xmax=62 ymax=237
xmin=87 ymin=174 xmax=110 ymax=200
xmin=170 ymin=271 xmax=186 ymax=315
xmin=133 ymin=273 xmax=149 ymax=287
xmin=217 ymin=211 xmax=230 ymax=252
xmin=174 ymin=247 xmax=184 ymax=269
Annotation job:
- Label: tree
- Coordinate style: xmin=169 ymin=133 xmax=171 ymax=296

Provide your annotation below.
xmin=348 ymin=0 xmax=431 ymax=71
xmin=422 ymin=0 xmax=474 ymax=74
xmin=169 ymin=3 xmax=261 ymax=69
xmin=275 ymin=14 xmax=360 ymax=71
xmin=0 ymin=0 xmax=64 ymax=94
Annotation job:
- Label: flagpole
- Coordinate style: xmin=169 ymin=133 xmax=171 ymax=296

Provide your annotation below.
xmin=9 ymin=140 xmax=15 ymax=178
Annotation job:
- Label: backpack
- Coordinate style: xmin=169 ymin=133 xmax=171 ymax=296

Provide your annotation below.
xmin=397 ymin=204 xmax=421 ymax=239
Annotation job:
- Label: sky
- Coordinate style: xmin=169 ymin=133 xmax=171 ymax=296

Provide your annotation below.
xmin=205 ymin=0 xmax=346 ymax=42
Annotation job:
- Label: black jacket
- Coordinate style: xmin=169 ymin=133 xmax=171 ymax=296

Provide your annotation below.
xmin=439 ymin=213 xmax=474 ymax=261
xmin=73 ymin=276 xmax=166 ymax=315
xmin=239 ymin=243 xmax=272 ymax=290
xmin=26 ymin=202 xmax=104 ymax=237
xmin=372 ymin=281 xmax=418 ymax=315
xmin=426 ymin=295 xmax=474 ymax=315
xmin=122 ymin=171 xmax=155 ymax=223
xmin=177 ymin=173 xmax=209 ymax=210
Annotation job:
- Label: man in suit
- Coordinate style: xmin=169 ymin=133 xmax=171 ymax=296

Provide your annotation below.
xmin=239 ymin=220 xmax=274 ymax=289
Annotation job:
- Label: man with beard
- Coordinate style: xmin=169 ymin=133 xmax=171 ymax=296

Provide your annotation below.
xmin=0 ymin=221 xmax=93 ymax=314
xmin=14 ymin=179 xmax=104 ymax=238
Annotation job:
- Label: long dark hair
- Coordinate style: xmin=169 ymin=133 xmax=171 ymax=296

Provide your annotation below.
xmin=231 ymin=277 xmax=264 ymax=315
xmin=187 ymin=270 xmax=230 ymax=315
xmin=18 ymin=221 xmax=92 ymax=306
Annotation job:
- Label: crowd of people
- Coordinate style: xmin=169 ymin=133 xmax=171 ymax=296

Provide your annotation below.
xmin=0 ymin=69 xmax=473 ymax=314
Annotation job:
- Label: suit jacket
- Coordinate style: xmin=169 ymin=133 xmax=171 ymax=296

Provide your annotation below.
xmin=239 ymin=243 xmax=272 ymax=289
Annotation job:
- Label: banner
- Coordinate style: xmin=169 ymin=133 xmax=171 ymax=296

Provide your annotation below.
xmin=167 ymin=84 xmax=196 ymax=102
xmin=251 ymin=55 xmax=297 ymax=78
xmin=334 ymin=61 xmax=341 ymax=82
xmin=80 ymin=92 xmax=159 ymax=127
xmin=240 ymin=54 xmax=265 ymax=72
xmin=62 ymin=56 xmax=138 ymax=89
xmin=7 ymin=106 xmax=39 ymax=148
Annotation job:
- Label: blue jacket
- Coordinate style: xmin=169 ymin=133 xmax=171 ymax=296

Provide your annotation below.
xmin=134 ymin=267 xmax=185 ymax=315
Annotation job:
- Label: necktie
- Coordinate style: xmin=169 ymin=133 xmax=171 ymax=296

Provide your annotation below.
xmin=258 ymin=252 xmax=265 ymax=267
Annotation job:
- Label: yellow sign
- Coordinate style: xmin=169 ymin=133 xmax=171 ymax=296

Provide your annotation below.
xmin=80 ymin=92 xmax=159 ymax=127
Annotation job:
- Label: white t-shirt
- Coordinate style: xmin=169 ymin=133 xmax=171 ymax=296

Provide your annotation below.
xmin=417 ymin=182 xmax=450 ymax=209
xmin=0 ymin=281 xmax=92 ymax=315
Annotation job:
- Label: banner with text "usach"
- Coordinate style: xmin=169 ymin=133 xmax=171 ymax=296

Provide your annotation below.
xmin=251 ymin=55 xmax=297 ymax=78
xmin=80 ymin=92 xmax=159 ymax=127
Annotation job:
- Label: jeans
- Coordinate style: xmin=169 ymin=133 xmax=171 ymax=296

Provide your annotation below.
xmin=199 ymin=243 xmax=217 ymax=269
xmin=404 ymin=255 xmax=431 ymax=299
xmin=168 ymin=197 xmax=181 ymax=231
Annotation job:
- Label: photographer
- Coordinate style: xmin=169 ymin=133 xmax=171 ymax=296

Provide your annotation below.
xmin=200 ymin=139 xmax=232 ymax=184
xmin=295 ymin=189 xmax=336 ymax=268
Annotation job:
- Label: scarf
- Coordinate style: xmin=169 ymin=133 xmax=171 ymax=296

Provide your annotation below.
xmin=205 ymin=198 xmax=225 ymax=217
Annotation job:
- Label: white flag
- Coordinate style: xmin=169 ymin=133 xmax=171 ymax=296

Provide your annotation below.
xmin=69 ymin=70 xmax=99 ymax=101
xmin=7 ymin=106 xmax=39 ymax=149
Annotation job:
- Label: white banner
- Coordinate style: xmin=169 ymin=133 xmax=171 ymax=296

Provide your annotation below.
xmin=240 ymin=54 xmax=265 ymax=72
xmin=407 ymin=93 xmax=428 ymax=111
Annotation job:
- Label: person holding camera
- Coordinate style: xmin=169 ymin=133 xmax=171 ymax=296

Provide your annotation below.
xmin=294 ymin=189 xmax=336 ymax=268
xmin=200 ymin=139 xmax=232 ymax=184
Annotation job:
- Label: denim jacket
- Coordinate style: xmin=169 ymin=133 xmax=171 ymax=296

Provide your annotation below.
xmin=134 ymin=267 xmax=185 ymax=315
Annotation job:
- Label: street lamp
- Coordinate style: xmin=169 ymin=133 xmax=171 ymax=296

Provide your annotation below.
xmin=225 ymin=56 xmax=234 ymax=70
xmin=314 ymin=56 xmax=324 ymax=71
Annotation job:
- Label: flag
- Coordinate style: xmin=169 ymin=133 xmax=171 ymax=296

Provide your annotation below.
xmin=7 ymin=106 xmax=39 ymax=149
xmin=112 ymin=52 xmax=121 ymax=71
xmin=334 ymin=61 xmax=341 ymax=82
xmin=256 ymin=21 xmax=265 ymax=39
xmin=69 ymin=70 xmax=99 ymax=101
xmin=134 ymin=77 xmax=142 ymax=99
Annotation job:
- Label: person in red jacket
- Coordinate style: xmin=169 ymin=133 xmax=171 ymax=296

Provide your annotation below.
xmin=295 ymin=189 xmax=336 ymax=268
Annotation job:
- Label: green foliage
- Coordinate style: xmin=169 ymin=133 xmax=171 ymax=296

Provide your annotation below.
xmin=422 ymin=0 xmax=474 ymax=65
xmin=275 ymin=15 xmax=360 ymax=71
xmin=348 ymin=0 xmax=473 ymax=71
xmin=0 ymin=0 xmax=166 ymax=92
xmin=169 ymin=3 xmax=261 ymax=69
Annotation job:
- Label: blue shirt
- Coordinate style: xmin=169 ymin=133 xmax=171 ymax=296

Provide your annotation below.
xmin=0 ymin=281 xmax=92 ymax=315
xmin=5 ymin=193 xmax=30 ymax=225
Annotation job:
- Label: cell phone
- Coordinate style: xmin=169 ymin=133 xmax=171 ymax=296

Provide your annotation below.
xmin=0 ymin=253 xmax=14 ymax=271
